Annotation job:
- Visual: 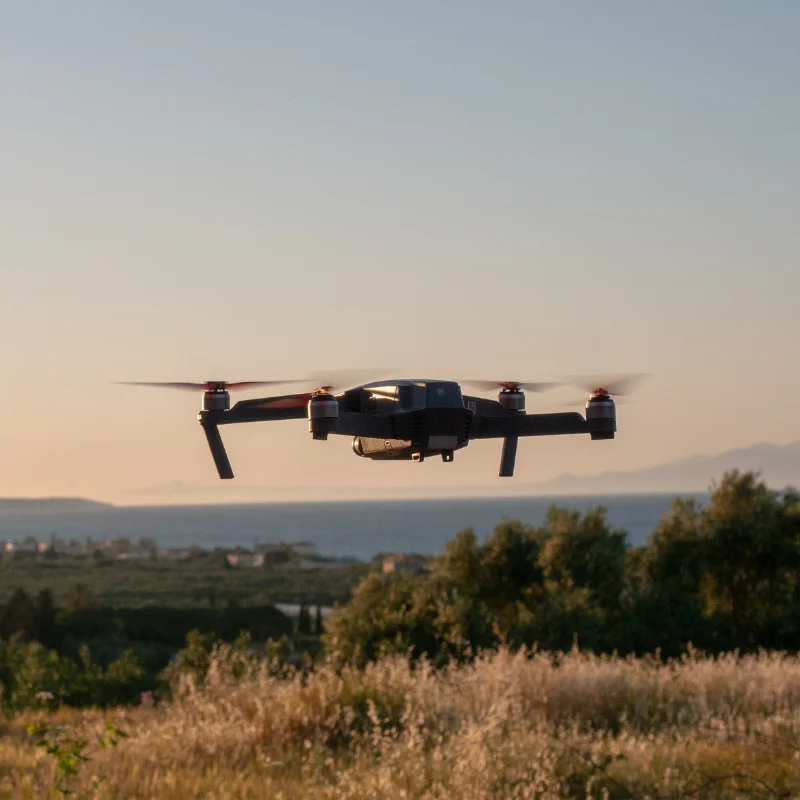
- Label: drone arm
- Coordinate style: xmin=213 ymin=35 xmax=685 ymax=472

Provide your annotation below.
xmin=206 ymin=405 xmax=308 ymax=426
xmin=471 ymin=412 xmax=589 ymax=439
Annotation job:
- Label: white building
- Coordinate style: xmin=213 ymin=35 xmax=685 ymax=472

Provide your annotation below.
xmin=226 ymin=553 xmax=265 ymax=568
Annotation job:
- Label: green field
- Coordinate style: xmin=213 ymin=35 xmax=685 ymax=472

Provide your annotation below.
xmin=0 ymin=552 xmax=370 ymax=609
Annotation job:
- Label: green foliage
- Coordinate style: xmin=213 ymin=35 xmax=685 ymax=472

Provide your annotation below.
xmin=326 ymin=471 xmax=800 ymax=667
xmin=323 ymin=569 xmax=495 ymax=668
xmin=66 ymin=583 xmax=94 ymax=613
xmin=0 ymin=638 xmax=147 ymax=711
xmin=160 ymin=629 xmax=296 ymax=691
xmin=159 ymin=629 xmax=218 ymax=687
xmin=28 ymin=721 xmax=127 ymax=797
xmin=701 ymin=470 xmax=800 ymax=649
xmin=1 ymin=587 xmax=38 ymax=640
xmin=0 ymin=593 xmax=295 ymax=710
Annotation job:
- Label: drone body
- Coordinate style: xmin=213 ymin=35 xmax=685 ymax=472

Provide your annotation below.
xmin=168 ymin=377 xmax=621 ymax=480
xmin=121 ymin=373 xmax=640 ymax=480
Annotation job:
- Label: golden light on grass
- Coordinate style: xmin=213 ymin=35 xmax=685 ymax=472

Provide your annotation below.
xmin=3 ymin=646 xmax=800 ymax=798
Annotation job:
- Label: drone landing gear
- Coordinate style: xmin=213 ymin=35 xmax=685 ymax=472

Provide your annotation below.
xmin=201 ymin=422 xmax=234 ymax=480
xmin=499 ymin=436 xmax=518 ymax=478
xmin=442 ymin=451 xmax=454 ymax=463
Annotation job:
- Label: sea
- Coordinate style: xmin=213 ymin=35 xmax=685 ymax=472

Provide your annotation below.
xmin=0 ymin=494 xmax=707 ymax=561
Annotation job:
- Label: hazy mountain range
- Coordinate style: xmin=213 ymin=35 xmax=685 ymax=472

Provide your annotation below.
xmin=530 ymin=441 xmax=800 ymax=495
xmin=3 ymin=441 xmax=797 ymax=509
xmin=0 ymin=498 xmax=114 ymax=513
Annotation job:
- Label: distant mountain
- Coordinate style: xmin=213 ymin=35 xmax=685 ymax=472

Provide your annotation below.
xmin=532 ymin=441 xmax=800 ymax=495
xmin=0 ymin=498 xmax=114 ymax=514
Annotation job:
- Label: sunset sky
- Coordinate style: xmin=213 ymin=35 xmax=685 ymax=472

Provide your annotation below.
xmin=2 ymin=1 xmax=799 ymax=503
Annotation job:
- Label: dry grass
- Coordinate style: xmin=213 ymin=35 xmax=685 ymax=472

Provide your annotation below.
xmin=4 ymin=646 xmax=800 ymax=798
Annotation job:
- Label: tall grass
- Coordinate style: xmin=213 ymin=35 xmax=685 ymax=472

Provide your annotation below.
xmin=4 ymin=646 xmax=800 ymax=798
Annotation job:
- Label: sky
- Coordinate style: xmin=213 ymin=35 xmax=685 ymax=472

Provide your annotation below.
xmin=1 ymin=1 xmax=799 ymax=503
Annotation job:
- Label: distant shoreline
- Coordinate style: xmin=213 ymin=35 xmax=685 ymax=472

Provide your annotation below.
xmin=0 ymin=498 xmax=114 ymax=513
xmin=0 ymin=491 xmax=701 ymax=514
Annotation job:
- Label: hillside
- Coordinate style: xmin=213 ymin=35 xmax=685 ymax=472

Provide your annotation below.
xmin=0 ymin=497 xmax=114 ymax=513
xmin=533 ymin=440 xmax=800 ymax=494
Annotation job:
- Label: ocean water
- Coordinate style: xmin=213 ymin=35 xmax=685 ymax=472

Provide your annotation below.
xmin=0 ymin=494 xmax=706 ymax=561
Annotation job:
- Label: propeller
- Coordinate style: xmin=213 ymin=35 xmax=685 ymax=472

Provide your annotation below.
xmin=557 ymin=373 xmax=650 ymax=407
xmin=116 ymin=369 xmax=387 ymax=395
xmin=461 ymin=380 xmax=559 ymax=393
xmin=562 ymin=373 xmax=649 ymax=397
xmin=303 ymin=369 xmax=391 ymax=393
xmin=115 ymin=380 xmax=303 ymax=393
xmin=241 ymin=369 xmax=393 ymax=411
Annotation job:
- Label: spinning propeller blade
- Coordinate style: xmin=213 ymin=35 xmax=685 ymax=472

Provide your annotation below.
xmin=237 ymin=370 xmax=395 ymax=411
xmin=461 ymin=380 xmax=559 ymax=393
xmin=302 ymin=369 xmax=392 ymax=394
xmin=115 ymin=380 xmax=302 ymax=392
xmin=561 ymin=373 xmax=650 ymax=396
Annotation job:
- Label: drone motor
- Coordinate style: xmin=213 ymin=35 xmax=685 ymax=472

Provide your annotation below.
xmin=585 ymin=390 xmax=616 ymax=440
xmin=308 ymin=392 xmax=339 ymax=440
xmin=201 ymin=386 xmax=231 ymax=412
xmin=497 ymin=388 xmax=526 ymax=411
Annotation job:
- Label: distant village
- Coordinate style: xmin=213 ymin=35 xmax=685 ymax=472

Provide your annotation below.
xmin=0 ymin=533 xmax=429 ymax=575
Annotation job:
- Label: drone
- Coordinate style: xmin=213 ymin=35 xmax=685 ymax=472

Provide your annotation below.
xmin=119 ymin=374 xmax=644 ymax=479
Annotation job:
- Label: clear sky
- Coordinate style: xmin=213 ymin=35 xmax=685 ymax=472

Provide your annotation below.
xmin=2 ymin=1 xmax=799 ymax=503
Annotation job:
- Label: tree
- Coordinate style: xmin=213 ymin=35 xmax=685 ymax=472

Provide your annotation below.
xmin=323 ymin=573 xmax=438 ymax=667
xmin=66 ymin=583 xmax=94 ymax=612
xmin=701 ymin=471 xmax=800 ymax=650
xmin=632 ymin=497 xmax=708 ymax=655
xmin=34 ymin=589 xmax=59 ymax=649
xmin=297 ymin=603 xmax=312 ymax=636
xmin=527 ymin=507 xmax=628 ymax=652
xmin=435 ymin=528 xmax=483 ymax=592
xmin=314 ymin=605 xmax=323 ymax=636
xmin=1 ymin=588 xmax=37 ymax=641
xmin=479 ymin=519 xmax=544 ymax=635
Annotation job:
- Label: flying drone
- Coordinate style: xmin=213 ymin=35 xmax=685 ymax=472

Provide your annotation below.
xmin=119 ymin=374 xmax=644 ymax=479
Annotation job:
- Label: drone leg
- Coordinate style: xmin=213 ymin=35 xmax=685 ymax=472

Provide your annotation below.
xmin=499 ymin=436 xmax=518 ymax=478
xmin=202 ymin=423 xmax=234 ymax=479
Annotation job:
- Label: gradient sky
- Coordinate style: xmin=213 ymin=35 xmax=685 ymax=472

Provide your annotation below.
xmin=2 ymin=1 xmax=799 ymax=502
